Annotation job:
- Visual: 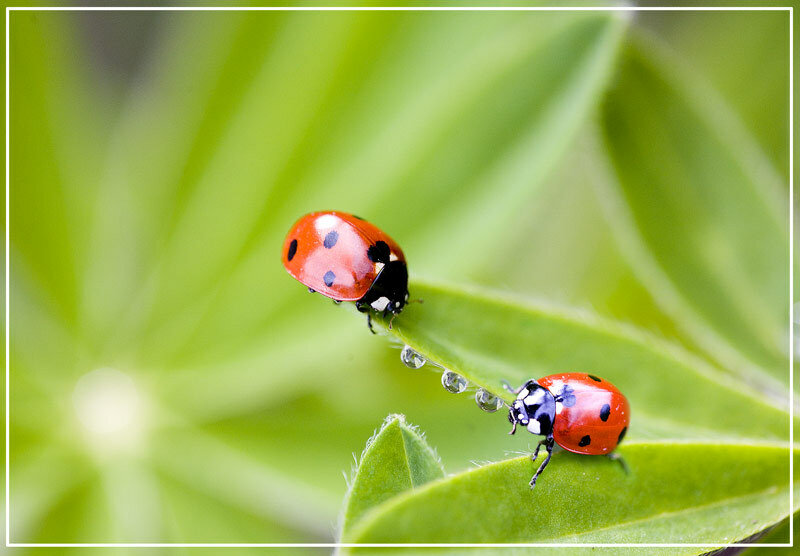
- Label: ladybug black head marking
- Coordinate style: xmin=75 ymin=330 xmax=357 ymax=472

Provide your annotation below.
xmin=507 ymin=380 xmax=556 ymax=438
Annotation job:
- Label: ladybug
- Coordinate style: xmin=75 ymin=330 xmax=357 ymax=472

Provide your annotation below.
xmin=282 ymin=211 xmax=409 ymax=332
xmin=505 ymin=372 xmax=630 ymax=488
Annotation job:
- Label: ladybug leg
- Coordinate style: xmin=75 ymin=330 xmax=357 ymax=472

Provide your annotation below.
xmin=356 ymin=300 xmax=377 ymax=335
xmin=606 ymin=452 xmax=630 ymax=475
xmin=529 ymin=436 xmax=554 ymax=490
xmin=501 ymin=380 xmax=522 ymax=394
xmin=530 ymin=439 xmax=546 ymax=463
xmin=333 ymin=300 xmax=342 ymax=305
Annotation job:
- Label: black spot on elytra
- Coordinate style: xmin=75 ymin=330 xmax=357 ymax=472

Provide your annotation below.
xmin=323 ymin=271 xmax=336 ymax=287
xmin=287 ymin=239 xmax=298 ymax=261
xmin=600 ymin=403 xmax=611 ymax=422
xmin=578 ymin=435 xmax=591 ymax=447
xmin=367 ymin=241 xmax=390 ymax=264
xmin=588 ymin=374 xmax=602 ymax=382
xmin=617 ymin=427 xmax=627 ymax=444
xmin=323 ymin=230 xmax=338 ymax=249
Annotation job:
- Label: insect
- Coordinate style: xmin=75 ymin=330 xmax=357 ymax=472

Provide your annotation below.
xmin=505 ymin=372 xmax=630 ymax=489
xmin=282 ymin=211 xmax=409 ymax=332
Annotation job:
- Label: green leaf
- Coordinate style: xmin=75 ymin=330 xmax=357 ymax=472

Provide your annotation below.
xmin=373 ymin=281 xmax=791 ymax=442
xmin=639 ymin=11 xmax=790 ymax=177
xmin=10 ymin=11 xmax=111 ymax=328
xmin=340 ymin=414 xmax=445 ymax=537
xmin=740 ymin=513 xmax=796 ymax=553
xmin=598 ymin=36 xmax=790 ymax=391
xmin=343 ymin=442 xmax=794 ymax=547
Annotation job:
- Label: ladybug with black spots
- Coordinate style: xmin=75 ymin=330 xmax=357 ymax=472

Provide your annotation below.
xmin=282 ymin=211 xmax=409 ymax=332
xmin=505 ymin=372 xmax=630 ymax=488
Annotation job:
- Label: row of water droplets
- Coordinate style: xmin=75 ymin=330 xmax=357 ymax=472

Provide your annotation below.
xmin=400 ymin=345 xmax=504 ymax=412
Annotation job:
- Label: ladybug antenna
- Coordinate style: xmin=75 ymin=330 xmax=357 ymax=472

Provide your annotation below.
xmin=408 ymin=298 xmax=424 ymax=305
xmin=388 ymin=311 xmax=398 ymax=330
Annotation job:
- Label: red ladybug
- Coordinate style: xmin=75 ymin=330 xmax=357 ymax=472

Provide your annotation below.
xmin=505 ymin=372 xmax=630 ymax=488
xmin=282 ymin=211 xmax=409 ymax=332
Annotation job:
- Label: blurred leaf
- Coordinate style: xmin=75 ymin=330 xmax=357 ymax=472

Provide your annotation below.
xmin=149 ymin=422 xmax=337 ymax=541
xmin=10 ymin=11 xmax=111 ymax=328
xmin=639 ymin=11 xmax=790 ymax=177
xmin=77 ymin=11 xmax=285 ymax=357
xmin=374 ymin=281 xmax=791 ymax=442
xmin=343 ymin=443 xmax=794 ymax=546
xmin=340 ymin=414 xmax=444 ymax=537
xmin=156 ymin=471 xmax=316 ymax=544
xmin=599 ymin=37 xmax=790 ymax=392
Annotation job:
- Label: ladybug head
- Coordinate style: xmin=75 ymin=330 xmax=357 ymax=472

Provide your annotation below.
xmin=507 ymin=381 xmax=555 ymax=438
xmin=507 ymin=399 xmax=529 ymax=435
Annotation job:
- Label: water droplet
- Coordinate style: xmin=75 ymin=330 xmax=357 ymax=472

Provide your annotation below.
xmin=400 ymin=345 xmax=426 ymax=369
xmin=441 ymin=370 xmax=468 ymax=393
xmin=475 ymin=388 xmax=503 ymax=412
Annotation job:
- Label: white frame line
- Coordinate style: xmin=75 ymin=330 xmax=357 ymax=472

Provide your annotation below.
xmin=789 ymin=4 xmax=795 ymax=549
xmin=4 ymin=3 xmax=8 ymax=551
xmin=4 ymin=4 xmax=794 ymax=550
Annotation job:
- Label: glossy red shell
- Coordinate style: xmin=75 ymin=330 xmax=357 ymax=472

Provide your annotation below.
xmin=538 ymin=373 xmax=630 ymax=455
xmin=282 ymin=211 xmax=406 ymax=301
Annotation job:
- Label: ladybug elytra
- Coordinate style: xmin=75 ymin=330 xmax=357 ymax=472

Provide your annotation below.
xmin=506 ymin=372 xmax=630 ymax=488
xmin=282 ymin=211 xmax=409 ymax=332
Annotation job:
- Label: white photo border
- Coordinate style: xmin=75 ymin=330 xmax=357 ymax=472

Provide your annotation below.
xmin=4 ymin=4 xmax=794 ymax=549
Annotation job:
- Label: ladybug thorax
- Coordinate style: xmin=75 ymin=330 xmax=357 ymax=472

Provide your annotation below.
xmin=508 ymin=381 xmax=556 ymax=437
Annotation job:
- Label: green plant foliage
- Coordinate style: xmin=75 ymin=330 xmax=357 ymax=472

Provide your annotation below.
xmin=373 ymin=281 xmax=792 ymax=443
xmin=638 ymin=11 xmax=790 ymax=177
xmin=10 ymin=9 xmax=631 ymax=545
xmin=741 ymin=514 xmax=797 ymax=554
xmin=340 ymin=414 xmax=444 ymax=536
xmin=6 ymin=6 xmax=792 ymax=553
xmin=341 ymin=433 xmax=794 ymax=548
xmin=599 ymin=37 xmax=790 ymax=393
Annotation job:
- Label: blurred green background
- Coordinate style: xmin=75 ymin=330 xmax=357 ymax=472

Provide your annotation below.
xmin=5 ymin=2 xmax=793 ymax=550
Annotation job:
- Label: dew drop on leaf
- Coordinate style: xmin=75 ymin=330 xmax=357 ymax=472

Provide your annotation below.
xmin=400 ymin=345 xmax=426 ymax=369
xmin=441 ymin=370 xmax=468 ymax=393
xmin=474 ymin=388 xmax=503 ymax=412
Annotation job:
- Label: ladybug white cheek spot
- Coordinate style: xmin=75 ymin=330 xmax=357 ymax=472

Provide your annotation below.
xmin=526 ymin=420 xmax=541 ymax=435
xmin=555 ymin=402 xmax=563 ymax=415
xmin=389 ymin=253 xmax=399 ymax=262
xmin=523 ymin=389 xmax=545 ymax=406
xmin=371 ymin=297 xmax=391 ymax=311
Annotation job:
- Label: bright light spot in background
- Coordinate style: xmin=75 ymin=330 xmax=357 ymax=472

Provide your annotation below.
xmin=72 ymin=368 xmax=147 ymax=454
